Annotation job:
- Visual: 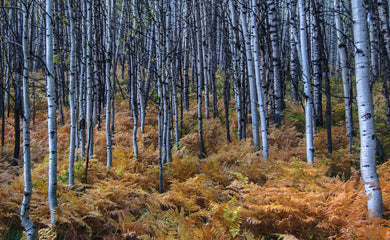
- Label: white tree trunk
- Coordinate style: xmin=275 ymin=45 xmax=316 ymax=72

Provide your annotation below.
xmin=335 ymin=0 xmax=354 ymax=154
xmin=105 ymin=0 xmax=113 ymax=169
xmin=21 ymin=1 xmax=35 ymax=238
xmin=240 ymin=2 xmax=260 ymax=150
xmin=79 ymin=0 xmax=87 ymax=162
xmin=86 ymin=0 xmax=94 ymax=158
xmin=351 ymin=0 xmax=383 ymax=218
xmin=299 ymin=0 xmax=314 ymax=164
xmin=67 ymin=0 xmax=77 ymax=186
xmin=251 ymin=0 xmax=268 ymax=158
xmin=46 ymin=0 xmax=58 ymax=225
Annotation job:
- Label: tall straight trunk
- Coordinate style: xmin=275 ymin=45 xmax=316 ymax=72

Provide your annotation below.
xmin=194 ymin=0 xmax=205 ymax=158
xmin=310 ymin=0 xmax=323 ymax=128
xmin=200 ymin=2 xmax=209 ymax=120
xmin=335 ymin=0 xmax=354 ymax=154
xmin=21 ymin=1 xmax=35 ymax=238
xmin=323 ymin=46 xmax=332 ymax=154
xmin=251 ymin=0 xmax=268 ymax=158
xmin=105 ymin=0 xmax=113 ymax=169
xmin=79 ymin=0 xmax=87 ymax=161
xmin=352 ymin=0 xmax=383 ymax=219
xmin=240 ymin=2 xmax=260 ymax=150
xmin=210 ymin=0 xmax=219 ymax=119
xmin=267 ymin=0 xmax=284 ymax=126
xmin=86 ymin=0 xmax=94 ymax=158
xmin=155 ymin=0 xmax=165 ymax=193
xmin=183 ymin=12 xmax=190 ymax=111
xmin=222 ymin=16 xmax=231 ymax=143
xmin=289 ymin=0 xmax=300 ymax=103
xmin=46 ymin=0 xmax=58 ymax=225
xmin=299 ymin=0 xmax=314 ymax=164
xmin=68 ymin=0 xmax=77 ymax=186
xmin=229 ymin=0 xmax=245 ymax=140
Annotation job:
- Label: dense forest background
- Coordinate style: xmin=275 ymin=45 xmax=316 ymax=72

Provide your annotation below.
xmin=1 ymin=0 xmax=390 ymax=239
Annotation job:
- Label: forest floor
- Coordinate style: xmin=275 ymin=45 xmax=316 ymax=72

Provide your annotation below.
xmin=1 ymin=86 xmax=390 ymax=239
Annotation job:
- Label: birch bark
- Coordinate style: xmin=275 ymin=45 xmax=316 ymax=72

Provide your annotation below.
xmin=21 ymin=0 xmax=36 ymax=237
xmin=352 ymin=0 xmax=383 ymax=218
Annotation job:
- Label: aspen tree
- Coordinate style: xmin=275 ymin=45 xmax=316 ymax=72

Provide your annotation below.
xmin=46 ymin=0 xmax=58 ymax=225
xmin=335 ymin=0 xmax=354 ymax=154
xmin=21 ymin=0 xmax=36 ymax=237
xmin=106 ymin=0 xmax=113 ymax=168
xmin=351 ymin=0 xmax=383 ymax=218
xmin=251 ymin=0 xmax=268 ymax=158
xmin=68 ymin=0 xmax=77 ymax=185
xmin=299 ymin=0 xmax=314 ymax=164
xmin=267 ymin=0 xmax=283 ymax=126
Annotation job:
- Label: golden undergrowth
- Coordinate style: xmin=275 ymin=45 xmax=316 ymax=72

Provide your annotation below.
xmin=0 ymin=97 xmax=389 ymax=240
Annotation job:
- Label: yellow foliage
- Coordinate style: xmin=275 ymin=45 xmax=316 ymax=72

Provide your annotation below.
xmin=1 ymin=97 xmax=390 ymax=240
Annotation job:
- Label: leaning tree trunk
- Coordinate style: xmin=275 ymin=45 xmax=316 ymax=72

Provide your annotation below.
xmin=299 ymin=0 xmax=314 ymax=164
xmin=46 ymin=0 xmax=58 ymax=225
xmin=21 ymin=1 xmax=36 ymax=238
xmin=352 ymin=0 xmax=383 ymax=219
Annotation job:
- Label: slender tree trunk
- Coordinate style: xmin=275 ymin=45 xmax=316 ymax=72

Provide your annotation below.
xmin=335 ymin=0 xmax=354 ymax=154
xmin=86 ymin=0 xmax=94 ymax=158
xmin=68 ymin=0 xmax=77 ymax=186
xmin=251 ymin=0 xmax=269 ymax=158
xmin=105 ymin=0 xmax=113 ymax=169
xmin=78 ymin=3 xmax=87 ymax=162
xmin=229 ymin=0 xmax=245 ymax=140
xmin=267 ymin=0 xmax=284 ymax=126
xmin=46 ymin=0 xmax=58 ymax=225
xmin=299 ymin=0 xmax=314 ymax=164
xmin=310 ymin=0 xmax=323 ymax=128
xmin=21 ymin=1 xmax=35 ymax=238
xmin=240 ymin=2 xmax=260 ymax=150
xmin=289 ymin=0 xmax=300 ymax=103
xmin=194 ymin=0 xmax=206 ymax=158
xmin=352 ymin=0 xmax=383 ymax=218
